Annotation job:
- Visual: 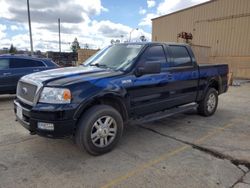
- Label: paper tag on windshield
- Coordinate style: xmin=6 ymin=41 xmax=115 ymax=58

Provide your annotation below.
xmin=126 ymin=45 xmax=142 ymax=48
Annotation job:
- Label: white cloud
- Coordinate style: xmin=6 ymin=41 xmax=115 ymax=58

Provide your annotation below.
xmin=192 ymin=0 xmax=210 ymax=3
xmin=139 ymin=7 xmax=147 ymax=15
xmin=0 ymin=38 xmax=11 ymax=48
xmin=91 ymin=20 xmax=151 ymax=42
xmin=10 ymin=25 xmax=20 ymax=31
xmin=11 ymin=34 xmax=30 ymax=49
xmin=0 ymin=18 xmax=151 ymax=51
xmin=157 ymin=0 xmax=210 ymax=15
xmin=0 ymin=24 xmax=7 ymax=40
xmin=0 ymin=0 xmax=107 ymax=22
xmin=93 ymin=20 xmax=131 ymax=37
xmin=132 ymin=29 xmax=151 ymax=42
xmin=139 ymin=0 xmax=209 ymax=26
xmin=139 ymin=13 xmax=157 ymax=26
xmin=0 ymin=0 xmax=151 ymax=51
xmin=147 ymin=0 xmax=156 ymax=8
xmin=157 ymin=0 xmax=181 ymax=15
xmin=139 ymin=0 xmax=181 ymax=26
xmin=73 ymin=0 xmax=108 ymax=15
xmin=0 ymin=0 xmax=13 ymax=20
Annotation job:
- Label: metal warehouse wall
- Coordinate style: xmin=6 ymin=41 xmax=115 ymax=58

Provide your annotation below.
xmin=152 ymin=0 xmax=250 ymax=78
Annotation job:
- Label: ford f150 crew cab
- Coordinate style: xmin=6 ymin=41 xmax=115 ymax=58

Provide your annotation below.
xmin=14 ymin=42 xmax=228 ymax=155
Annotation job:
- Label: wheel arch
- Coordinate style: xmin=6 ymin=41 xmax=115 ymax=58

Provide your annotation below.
xmin=197 ymin=76 xmax=222 ymax=102
xmin=208 ymin=78 xmax=221 ymax=92
xmin=74 ymin=93 xmax=129 ymax=123
xmin=205 ymin=76 xmax=222 ymax=94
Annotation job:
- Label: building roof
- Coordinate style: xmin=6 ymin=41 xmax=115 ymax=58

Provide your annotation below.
xmin=151 ymin=0 xmax=216 ymax=21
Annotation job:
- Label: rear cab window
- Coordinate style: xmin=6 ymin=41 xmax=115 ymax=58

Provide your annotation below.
xmin=169 ymin=45 xmax=192 ymax=67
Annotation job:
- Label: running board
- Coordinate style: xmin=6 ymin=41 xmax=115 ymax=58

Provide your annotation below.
xmin=131 ymin=103 xmax=198 ymax=124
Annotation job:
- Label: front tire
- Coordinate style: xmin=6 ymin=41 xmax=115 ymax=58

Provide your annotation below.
xmin=198 ymin=88 xmax=218 ymax=116
xmin=76 ymin=105 xmax=123 ymax=155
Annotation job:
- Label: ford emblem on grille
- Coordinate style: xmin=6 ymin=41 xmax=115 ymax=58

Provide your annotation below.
xmin=21 ymin=87 xmax=28 ymax=95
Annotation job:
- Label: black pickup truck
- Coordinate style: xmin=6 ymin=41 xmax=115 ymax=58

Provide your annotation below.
xmin=14 ymin=42 xmax=228 ymax=155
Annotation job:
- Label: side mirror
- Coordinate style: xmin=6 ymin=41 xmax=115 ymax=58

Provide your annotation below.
xmin=135 ymin=61 xmax=161 ymax=76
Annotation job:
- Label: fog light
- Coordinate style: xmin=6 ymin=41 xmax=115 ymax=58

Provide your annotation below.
xmin=37 ymin=122 xmax=54 ymax=131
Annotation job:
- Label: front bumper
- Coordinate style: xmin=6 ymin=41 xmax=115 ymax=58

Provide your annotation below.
xmin=14 ymin=99 xmax=77 ymax=138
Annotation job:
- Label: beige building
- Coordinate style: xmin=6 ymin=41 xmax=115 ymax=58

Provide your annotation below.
xmin=152 ymin=0 xmax=250 ymax=78
xmin=77 ymin=49 xmax=99 ymax=65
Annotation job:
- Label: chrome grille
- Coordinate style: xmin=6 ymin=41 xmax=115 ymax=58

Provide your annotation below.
xmin=17 ymin=81 xmax=38 ymax=105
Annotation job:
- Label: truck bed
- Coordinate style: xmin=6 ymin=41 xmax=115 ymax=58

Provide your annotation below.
xmin=198 ymin=63 xmax=229 ymax=96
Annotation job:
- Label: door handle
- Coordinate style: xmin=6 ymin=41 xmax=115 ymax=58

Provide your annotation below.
xmin=192 ymin=71 xmax=197 ymax=78
xmin=33 ymin=69 xmax=39 ymax=72
xmin=3 ymin=72 xmax=11 ymax=76
xmin=167 ymin=74 xmax=173 ymax=80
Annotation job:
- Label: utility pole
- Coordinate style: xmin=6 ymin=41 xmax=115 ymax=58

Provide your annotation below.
xmin=58 ymin=18 xmax=61 ymax=53
xmin=27 ymin=0 xmax=33 ymax=55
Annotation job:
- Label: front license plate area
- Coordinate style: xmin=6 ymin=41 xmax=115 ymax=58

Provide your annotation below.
xmin=16 ymin=105 xmax=23 ymax=120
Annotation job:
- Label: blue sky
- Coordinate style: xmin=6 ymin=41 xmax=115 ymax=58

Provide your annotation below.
xmin=0 ymin=0 xmax=209 ymax=51
xmin=98 ymin=0 xmax=154 ymax=32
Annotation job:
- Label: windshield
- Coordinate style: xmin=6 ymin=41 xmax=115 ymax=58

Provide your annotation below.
xmin=83 ymin=44 xmax=144 ymax=71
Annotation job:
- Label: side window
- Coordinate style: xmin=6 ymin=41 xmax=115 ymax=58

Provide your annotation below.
xmin=10 ymin=58 xmax=44 ymax=68
xmin=34 ymin=61 xmax=45 ymax=67
xmin=0 ymin=59 xmax=10 ymax=70
xmin=141 ymin=45 xmax=167 ymax=63
xmin=170 ymin=46 xmax=192 ymax=67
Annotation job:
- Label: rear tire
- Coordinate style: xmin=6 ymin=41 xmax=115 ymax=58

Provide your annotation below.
xmin=198 ymin=88 xmax=218 ymax=117
xmin=75 ymin=105 xmax=123 ymax=155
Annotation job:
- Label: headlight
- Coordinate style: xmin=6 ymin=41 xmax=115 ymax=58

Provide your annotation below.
xmin=39 ymin=87 xmax=71 ymax=104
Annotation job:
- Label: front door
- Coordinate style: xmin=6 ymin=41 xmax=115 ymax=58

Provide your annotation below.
xmin=127 ymin=45 xmax=171 ymax=116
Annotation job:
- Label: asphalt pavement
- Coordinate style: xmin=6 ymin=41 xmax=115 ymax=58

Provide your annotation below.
xmin=0 ymin=83 xmax=250 ymax=188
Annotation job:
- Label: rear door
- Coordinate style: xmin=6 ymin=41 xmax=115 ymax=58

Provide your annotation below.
xmin=166 ymin=45 xmax=199 ymax=105
xmin=0 ymin=58 xmax=13 ymax=93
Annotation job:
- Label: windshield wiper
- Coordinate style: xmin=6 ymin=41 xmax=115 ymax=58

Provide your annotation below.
xmin=89 ymin=63 xmax=110 ymax=69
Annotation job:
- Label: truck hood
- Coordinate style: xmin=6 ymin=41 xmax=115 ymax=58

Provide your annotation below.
xmin=21 ymin=66 xmax=123 ymax=86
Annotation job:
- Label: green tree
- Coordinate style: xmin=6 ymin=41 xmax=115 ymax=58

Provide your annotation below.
xmin=9 ymin=44 xmax=17 ymax=54
xmin=140 ymin=35 xmax=147 ymax=42
xmin=71 ymin=38 xmax=80 ymax=53
xmin=110 ymin=39 xmax=115 ymax=45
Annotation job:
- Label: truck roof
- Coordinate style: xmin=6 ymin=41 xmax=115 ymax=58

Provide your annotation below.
xmin=116 ymin=42 xmax=190 ymax=46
